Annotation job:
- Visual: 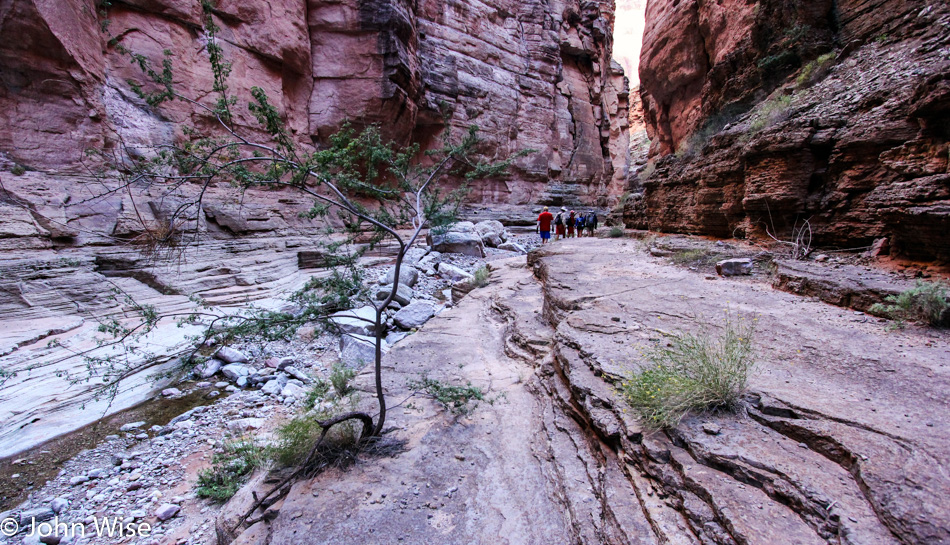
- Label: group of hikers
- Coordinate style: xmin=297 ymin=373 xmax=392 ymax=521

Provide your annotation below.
xmin=536 ymin=206 xmax=599 ymax=244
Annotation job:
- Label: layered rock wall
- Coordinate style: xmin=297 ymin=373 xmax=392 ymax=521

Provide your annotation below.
xmin=0 ymin=0 xmax=630 ymax=250
xmin=630 ymin=0 xmax=950 ymax=261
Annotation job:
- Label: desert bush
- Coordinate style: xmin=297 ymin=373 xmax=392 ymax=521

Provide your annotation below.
xmin=302 ymin=379 xmax=331 ymax=411
xmin=195 ymin=440 xmax=268 ymax=501
xmin=472 ymin=266 xmax=491 ymax=288
xmin=329 ymin=362 xmax=356 ymax=397
xmin=409 ymin=376 xmax=486 ymax=415
xmin=10 ymin=164 xmax=25 ymax=176
xmin=870 ymin=281 xmax=950 ymax=328
xmin=621 ymin=316 xmax=755 ymax=428
xmin=609 ymin=226 xmax=625 ymax=238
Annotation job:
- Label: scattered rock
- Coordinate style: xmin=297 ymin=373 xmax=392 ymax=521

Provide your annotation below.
xmin=394 ymin=301 xmax=438 ymax=330
xmin=155 ymin=503 xmax=180 ymax=521
xmin=340 ymin=334 xmax=385 ymax=367
xmin=280 ymin=383 xmax=306 ymax=399
xmin=498 ymin=241 xmax=527 ymax=253
xmin=195 ymin=358 xmax=224 ymax=379
xmin=474 ymin=220 xmax=507 ymax=247
xmin=118 ymin=422 xmax=145 ymax=432
xmin=19 ymin=506 xmax=54 ymax=526
xmin=215 ymin=346 xmax=250 ymax=364
xmin=50 ymin=497 xmax=69 ymax=514
xmin=283 ymin=366 xmax=311 ymax=384
xmin=439 ymin=263 xmax=475 ymax=282
xmin=715 ymin=258 xmax=753 ymax=276
xmin=382 ymin=266 xmax=420 ymax=288
xmin=702 ymin=422 xmax=722 ymax=436
xmin=376 ymin=283 xmax=413 ymax=306
xmin=427 ymin=223 xmax=486 ymax=257
xmin=69 ymin=475 xmax=89 ymax=486
xmin=227 ymin=418 xmax=265 ymax=433
xmin=161 ymin=388 xmax=181 ymax=397
xmin=221 ymin=364 xmax=253 ymax=381
xmin=329 ymin=306 xmax=379 ymax=336
xmin=416 ymin=251 xmax=442 ymax=272
xmin=265 ymin=356 xmax=294 ymax=369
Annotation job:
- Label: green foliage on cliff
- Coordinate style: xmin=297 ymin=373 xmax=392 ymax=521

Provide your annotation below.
xmin=870 ymin=281 xmax=950 ymax=328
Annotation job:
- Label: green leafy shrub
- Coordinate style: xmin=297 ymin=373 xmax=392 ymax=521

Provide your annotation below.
xmin=330 ymin=362 xmax=356 ymax=397
xmin=609 ymin=226 xmax=625 ymax=238
xmin=195 ymin=440 xmax=267 ymax=501
xmin=10 ymin=164 xmax=25 ymax=176
xmin=621 ymin=316 xmax=755 ymax=428
xmin=302 ymin=379 xmax=331 ymax=411
xmin=472 ymin=266 xmax=490 ymax=288
xmin=870 ymin=281 xmax=950 ymax=328
xmin=409 ymin=376 xmax=486 ymax=415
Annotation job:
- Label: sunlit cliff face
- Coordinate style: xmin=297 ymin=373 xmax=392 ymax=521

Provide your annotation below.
xmin=613 ymin=0 xmax=646 ymax=86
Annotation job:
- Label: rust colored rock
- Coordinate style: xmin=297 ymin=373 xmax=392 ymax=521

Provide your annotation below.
xmin=631 ymin=0 xmax=950 ymax=262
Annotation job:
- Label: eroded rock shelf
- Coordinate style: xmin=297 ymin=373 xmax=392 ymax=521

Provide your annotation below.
xmin=219 ymin=239 xmax=948 ymax=545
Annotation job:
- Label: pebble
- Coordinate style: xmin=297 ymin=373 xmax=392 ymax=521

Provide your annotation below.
xmin=119 ymin=421 xmax=146 ymax=432
xmin=155 ymin=503 xmax=181 ymax=521
xmin=69 ymin=475 xmax=89 ymax=486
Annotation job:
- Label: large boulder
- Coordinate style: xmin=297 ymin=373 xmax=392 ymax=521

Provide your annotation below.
xmin=716 ymin=258 xmax=753 ymax=277
xmin=194 ymin=358 xmax=223 ymax=379
xmin=475 ymin=220 xmax=507 ymax=247
xmin=214 ymin=346 xmax=249 ymax=364
xmin=416 ymin=251 xmax=442 ymax=272
xmin=427 ymin=223 xmax=485 ymax=257
xmin=403 ymin=247 xmax=429 ymax=267
xmin=339 ymin=334 xmax=388 ymax=367
xmin=439 ymin=263 xmax=475 ymax=283
xmin=221 ymin=364 xmax=253 ymax=381
xmin=375 ymin=283 xmax=413 ymax=306
xmin=498 ymin=242 xmax=526 ymax=254
xmin=393 ymin=301 xmax=438 ymax=330
xmin=381 ymin=266 xmax=419 ymax=288
xmin=329 ymin=306 xmax=379 ymax=336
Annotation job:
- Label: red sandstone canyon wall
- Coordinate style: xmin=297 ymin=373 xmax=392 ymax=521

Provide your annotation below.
xmin=0 ymin=0 xmax=630 ymax=250
xmin=630 ymin=0 xmax=949 ymax=261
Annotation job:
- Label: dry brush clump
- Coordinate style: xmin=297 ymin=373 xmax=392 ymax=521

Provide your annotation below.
xmin=621 ymin=314 xmax=756 ymax=428
xmin=870 ymin=281 xmax=950 ymax=328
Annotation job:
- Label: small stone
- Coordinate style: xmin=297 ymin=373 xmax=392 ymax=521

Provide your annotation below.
xmin=88 ymin=468 xmax=108 ymax=479
xmin=119 ymin=421 xmax=146 ymax=432
xmin=50 ymin=497 xmax=69 ymax=514
xmin=221 ymin=364 xmax=252 ymax=381
xmin=155 ymin=503 xmax=180 ymax=521
xmin=161 ymin=388 xmax=181 ymax=397
xmin=195 ymin=358 xmax=223 ymax=379
xmin=69 ymin=475 xmax=89 ymax=486
xmin=702 ymin=422 xmax=722 ymax=436
xmin=214 ymin=381 xmax=229 ymax=388
xmin=196 ymin=381 xmax=212 ymax=388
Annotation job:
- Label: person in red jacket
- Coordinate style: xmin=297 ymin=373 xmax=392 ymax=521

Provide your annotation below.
xmin=537 ymin=206 xmax=554 ymax=244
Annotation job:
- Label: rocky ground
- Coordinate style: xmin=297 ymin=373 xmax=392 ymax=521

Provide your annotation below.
xmin=0 ymin=224 xmax=544 ymax=545
xmin=4 ymin=231 xmax=946 ymax=545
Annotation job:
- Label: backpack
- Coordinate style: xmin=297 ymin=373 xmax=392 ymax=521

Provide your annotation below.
xmin=588 ymin=212 xmax=597 ymax=227
xmin=577 ymin=215 xmax=586 ymax=228
xmin=554 ymin=212 xmax=563 ymax=226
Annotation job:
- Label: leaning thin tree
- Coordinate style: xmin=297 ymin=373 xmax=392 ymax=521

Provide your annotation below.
xmin=86 ymin=4 xmax=523 ymax=460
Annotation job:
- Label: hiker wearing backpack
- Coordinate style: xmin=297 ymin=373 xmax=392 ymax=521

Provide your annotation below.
xmin=567 ymin=210 xmax=577 ymax=238
xmin=576 ymin=213 xmax=586 ymax=236
xmin=586 ymin=211 xmax=598 ymax=236
xmin=554 ymin=207 xmax=567 ymax=240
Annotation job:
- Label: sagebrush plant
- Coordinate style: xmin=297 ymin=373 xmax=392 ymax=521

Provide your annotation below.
xmin=609 ymin=226 xmax=625 ymax=238
xmin=472 ymin=266 xmax=491 ymax=288
xmin=408 ymin=376 xmax=486 ymax=416
xmin=329 ymin=361 xmax=356 ymax=397
xmin=870 ymin=281 xmax=949 ymax=328
xmin=621 ymin=314 xmax=756 ymax=428
xmin=195 ymin=440 xmax=267 ymax=501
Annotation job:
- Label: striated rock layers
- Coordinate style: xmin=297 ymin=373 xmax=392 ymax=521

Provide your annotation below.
xmin=0 ymin=0 xmax=630 ymax=240
xmin=629 ymin=0 xmax=950 ymax=261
